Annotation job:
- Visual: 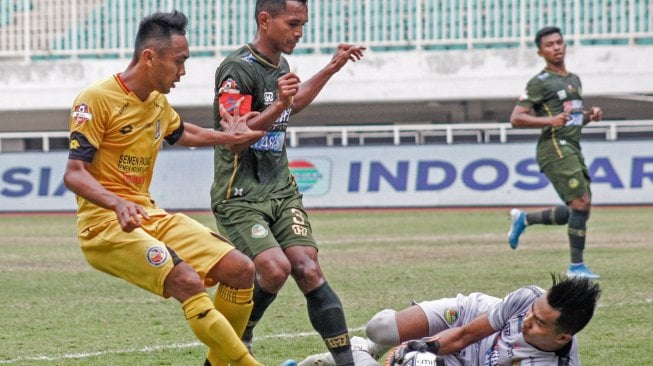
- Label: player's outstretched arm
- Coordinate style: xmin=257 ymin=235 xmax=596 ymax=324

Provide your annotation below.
xmin=291 ymin=44 xmax=366 ymax=114
xmin=176 ymin=106 xmax=264 ymax=149
xmin=429 ymin=314 xmax=496 ymax=355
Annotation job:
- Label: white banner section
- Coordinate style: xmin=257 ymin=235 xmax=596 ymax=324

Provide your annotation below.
xmin=1 ymin=141 xmax=652 ymax=212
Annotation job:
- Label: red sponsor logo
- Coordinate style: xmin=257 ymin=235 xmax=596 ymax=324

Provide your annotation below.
xmin=122 ymin=173 xmax=145 ymax=184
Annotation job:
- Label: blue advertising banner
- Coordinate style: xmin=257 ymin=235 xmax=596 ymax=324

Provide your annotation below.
xmin=1 ymin=141 xmax=651 ymax=211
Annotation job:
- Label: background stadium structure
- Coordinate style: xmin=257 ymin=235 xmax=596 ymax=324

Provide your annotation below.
xmin=1 ymin=0 xmax=652 ymax=142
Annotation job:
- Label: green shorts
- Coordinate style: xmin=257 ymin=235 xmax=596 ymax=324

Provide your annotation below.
xmin=541 ymin=153 xmax=591 ymax=204
xmin=212 ymin=194 xmax=317 ymax=258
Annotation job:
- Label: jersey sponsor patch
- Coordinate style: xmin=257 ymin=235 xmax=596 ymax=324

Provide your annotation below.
xmin=564 ymin=100 xmax=584 ymax=126
xmin=443 ymin=307 xmax=459 ymax=325
xmin=565 ymin=112 xmax=583 ymax=126
xmin=251 ymin=131 xmax=285 ymax=152
xmin=146 ymin=246 xmax=169 ymax=267
xmin=567 ymin=83 xmax=579 ymax=94
xmin=250 ymin=224 xmax=269 ymax=239
xmin=264 ymin=91 xmax=274 ymax=104
xmin=71 ymin=103 xmax=93 ymax=125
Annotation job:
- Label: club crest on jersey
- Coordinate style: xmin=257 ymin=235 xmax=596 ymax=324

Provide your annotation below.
xmin=72 ymin=103 xmax=93 ymax=125
xmin=146 ymin=246 xmax=169 ymax=267
xmin=251 ymin=224 xmax=269 ymax=239
xmin=219 ymin=78 xmax=241 ymax=94
xmin=443 ymin=307 xmax=459 ymax=325
xmin=567 ymin=84 xmax=577 ymax=94
xmin=557 ymin=90 xmax=567 ymax=100
xmin=568 ymin=177 xmax=579 ymax=189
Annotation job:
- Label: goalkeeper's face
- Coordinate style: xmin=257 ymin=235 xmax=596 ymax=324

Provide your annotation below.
xmin=521 ymin=296 xmax=572 ymax=352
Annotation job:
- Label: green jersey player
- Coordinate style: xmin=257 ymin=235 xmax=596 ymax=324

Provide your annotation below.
xmin=209 ymin=1 xmax=365 ymax=365
xmin=507 ymin=26 xmax=603 ymax=279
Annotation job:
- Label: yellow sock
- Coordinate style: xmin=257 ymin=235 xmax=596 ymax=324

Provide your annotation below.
xmin=182 ymin=293 xmax=260 ymax=366
xmin=207 ymin=285 xmax=255 ymax=366
xmin=214 ymin=284 xmax=254 ymax=337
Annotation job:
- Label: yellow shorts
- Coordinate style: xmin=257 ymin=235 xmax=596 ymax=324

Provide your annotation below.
xmin=78 ymin=212 xmax=234 ymax=297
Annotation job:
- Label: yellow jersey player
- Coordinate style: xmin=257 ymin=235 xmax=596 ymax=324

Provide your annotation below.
xmin=63 ymin=10 xmax=294 ymax=366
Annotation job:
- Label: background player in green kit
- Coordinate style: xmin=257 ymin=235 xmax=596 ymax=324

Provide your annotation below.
xmin=210 ymin=1 xmax=365 ymax=365
xmin=507 ymin=26 xmax=603 ymax=279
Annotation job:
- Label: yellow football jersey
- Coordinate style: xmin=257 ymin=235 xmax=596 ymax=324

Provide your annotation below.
xmin=68 ymin=74 xmax=182 ymax=229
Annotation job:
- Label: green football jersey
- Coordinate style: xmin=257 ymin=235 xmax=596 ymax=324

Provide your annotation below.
xmin=516 ymin=69 xmax=586 ymax=169
xmin=210 ymin=44 xmax=297 ymax=206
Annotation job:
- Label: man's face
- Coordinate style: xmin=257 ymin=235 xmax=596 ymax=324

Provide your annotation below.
xmin=265 ymin=1 xmax=308 ymax=55
xmin=521 ymin=295 xmax=571 ymax=351
xmin=538 ymin=32 xmax=566 ymax=65
xmin=150 ymin=34 xmax=189 ymax=94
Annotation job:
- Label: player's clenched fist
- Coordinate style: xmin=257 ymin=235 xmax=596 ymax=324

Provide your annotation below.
xmin=277 ymin=72 xmax=300 ymax=108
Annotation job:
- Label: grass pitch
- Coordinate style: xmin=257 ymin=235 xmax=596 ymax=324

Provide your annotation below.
xmin=1 ymin=207 xmax=651 ymax=365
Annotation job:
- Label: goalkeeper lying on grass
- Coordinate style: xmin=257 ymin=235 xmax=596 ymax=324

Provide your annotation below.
xmin=300 ymin=274 xmax=600 ymax=366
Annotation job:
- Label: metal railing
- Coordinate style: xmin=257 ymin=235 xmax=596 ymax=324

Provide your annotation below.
xmin=287 ymin=120 xmax=653 ymax=147
xmin=0 ymin=130 xmax=68 ymax=152
xmin=1 ymin=0 xmax=652 ymax=60
xmin=2 ymin=120 xmax=652 ymax=152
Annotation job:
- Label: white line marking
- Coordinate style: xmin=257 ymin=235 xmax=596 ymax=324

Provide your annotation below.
xmin=0 ymin=327 xmax=365 ymax=364
xmin=5 ymin=297 xmax=653 ymax=364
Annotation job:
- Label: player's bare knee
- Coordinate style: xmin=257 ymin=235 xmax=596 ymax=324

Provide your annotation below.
xmin=164 ymin=264 xmax=204 ymax=300
xmin=230 ymin=258 xmax=255 ymax=287
xmin=255 ymin=262 xmax=291 ymax=291
xmin=208 ymin=251 xmax=255 ymax=289
xmin=569 ymin=194 xmax=591 ymax=211
xmin=291 ymin=259 xmax=322 ymax=287
xmin=366 ymin=309 xmax=401 ymax=346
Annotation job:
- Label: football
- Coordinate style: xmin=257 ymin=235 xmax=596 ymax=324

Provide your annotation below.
xmin=398 ymin=350 xmax=443 ymax=366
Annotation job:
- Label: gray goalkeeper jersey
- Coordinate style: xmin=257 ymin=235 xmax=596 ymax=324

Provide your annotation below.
xmin=480 ymin=285 xmax=579 ymax=366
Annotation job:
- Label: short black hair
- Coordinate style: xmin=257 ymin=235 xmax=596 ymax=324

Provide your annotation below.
xmin=255 ymin=0 xmax=308 ymax=22
xmin=547 ymin=273 xmax=601 ymax=335
xmin=133 ymin=10 xmax=188 ymax=60
xmin=535 ymin=26 xmax=562 ymax=49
